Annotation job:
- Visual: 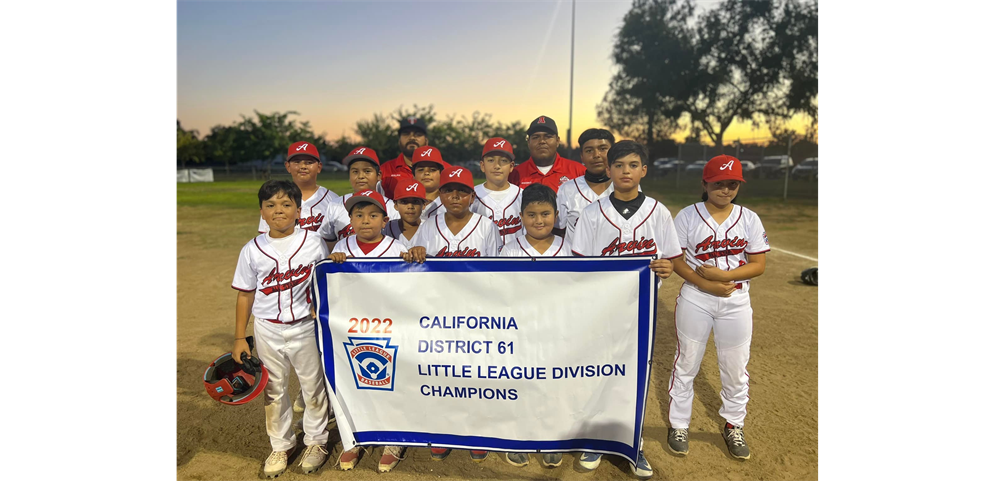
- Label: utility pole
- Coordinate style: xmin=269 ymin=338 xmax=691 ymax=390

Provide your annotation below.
xmin=567 ymin=0 xmax=576 ymax=153
xmin=783 ymin=136 xmax=793 ymax=201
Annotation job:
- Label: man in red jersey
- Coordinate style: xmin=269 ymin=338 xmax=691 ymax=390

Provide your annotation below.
xmin=508 ymin=115 xmax=585 ymax=193
xmin=381 ymin=116 xmax=446 ymax=200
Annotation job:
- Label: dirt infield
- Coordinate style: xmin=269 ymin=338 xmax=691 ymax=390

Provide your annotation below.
xmin=177 ymin=181 xmax=818 ymax=480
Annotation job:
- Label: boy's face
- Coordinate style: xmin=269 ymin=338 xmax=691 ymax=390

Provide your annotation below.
xmin=610 ymin=153 xmax=646 ymax=191
xmin=414 ymin=165 xmax=442 ymax=192
xmin=580 ymin=139 xmax=611 ymax=175
xmin=440 ymin=184 xmax=475 ymax=215
xmin=349 ymin=160 xmax=380 ymax=192
xmin=285 ymin=157 xmax=322 ymax=184
xmin=349 ymin=204 xmax=388 ymax=243
xmin=522 ymin=201 xmax=557 ymax=240
xmin=479 ymin=154 xmax=514 ymax=184
xmin=395 ymin=198 xmax=426 ymax=224
xmin=260 ymin=191 xmax=301 ymax=233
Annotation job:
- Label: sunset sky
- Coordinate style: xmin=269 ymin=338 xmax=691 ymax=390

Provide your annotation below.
xmin=178 ymin=0 xmax=813 ymax=146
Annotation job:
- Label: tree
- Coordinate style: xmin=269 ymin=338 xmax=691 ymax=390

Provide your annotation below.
xmin=597 ymin=0 xmax=697 ymax=151
xmin=686 ymin=0 xmax=818 ymax=153
xmin=236 ymin=110 xmax=317 ymax=177
xmin=176 ymin=120 xmax=202 ymax=169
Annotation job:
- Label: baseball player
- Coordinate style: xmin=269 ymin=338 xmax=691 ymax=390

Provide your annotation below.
xmin=380 ymin=116 xmax=430 ymax=201
xmin=499 ymin=184 xmax=571 ymax=259
xmin=408 ymin=166 xmax=500 ymax=262
xmin=556 ymin=129 xmax=616 ymax=244
xmin=383 ymin=179 xmax=428 ymax=248
xmin=257 ymin=141 xmax=340 ymax=237
xmin=472 ymin=137 xmax=522 ymax=247
xmin=411 ymin=145 xmax=448 ymax=221
xmin=231 ymin=180 xmax=331 ymax=477
xmin=666 ymin=155 xmax=768 ymax=461
xmin=508 ymin=115 xmax=585 ymax=193
xmin=319 ymin=147 xmax=401 ymax=245
xmin=570 ymin=140 xmax=682 ymax=479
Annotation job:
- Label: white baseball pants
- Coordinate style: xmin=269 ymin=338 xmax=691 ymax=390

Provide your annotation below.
xmin=667 ymin=284 xmax=753 ymax=429
xmin=253 ymin=317 xmax=330 ymax=451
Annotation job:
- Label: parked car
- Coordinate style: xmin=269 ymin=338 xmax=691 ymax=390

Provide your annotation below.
xmin=740 ymin=160 xmax=756 ymax=172
xmin=653 ymin=158 xmax=684 ymax=175
xmin=791 ymin=157 xmax=818 ymax=180
xmin=759 ymin=155 xmax=794 ymax=178
xmin=685 ymin=160 xmax=708 ymax=174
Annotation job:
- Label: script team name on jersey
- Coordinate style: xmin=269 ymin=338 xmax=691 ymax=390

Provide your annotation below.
xmin=693 ymin=235 xmax=748 ymax=261
xmin=260 ymin=264 xmax=313 ymax=295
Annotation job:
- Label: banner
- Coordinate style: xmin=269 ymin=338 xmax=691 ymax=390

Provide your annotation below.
xmin=312 ymin=257 xmax=658 ymax=464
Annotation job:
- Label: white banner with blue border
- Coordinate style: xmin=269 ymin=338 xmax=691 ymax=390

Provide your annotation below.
xmin=312 ymin=257 xmax=658 ymax=465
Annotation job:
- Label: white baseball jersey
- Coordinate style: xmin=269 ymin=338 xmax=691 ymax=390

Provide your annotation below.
xmin=471 ymin=184 xmax=523 ymax=245
xmin=673 ymin=202 xmax=769 ymax=293
xmin=382 ymin=219 xmax=419 ymax=249
xmin=420 ymin=196 xmax=446 ymax=222
xmin=231 ymin=229 xmax=329 ymax=322
xmin=258 ymin=186 xmax=340 ymax=234
xmin=316 ymin=200 xmax=353 ymax=243
xmin=571 ymin=195 xmax=682 ymax=259
xmin=556 ymin=178 xmax=615 ymax=244
xmin=411 ymin=212 xmax=501 ymax=257
xmin=330 ymin=234 xmax=408 ymax=258
xmin=499 ymin=235 xmax=572 ymax=258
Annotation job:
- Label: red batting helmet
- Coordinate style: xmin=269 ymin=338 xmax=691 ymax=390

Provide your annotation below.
xmin=203 ymin=336 xmax=269 ymax=405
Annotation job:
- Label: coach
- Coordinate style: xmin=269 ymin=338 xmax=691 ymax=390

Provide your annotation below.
xmin=509 ymin=115 xmax=585 ymax=193
xmin=381 ymin=116 xmax=431 ymax=201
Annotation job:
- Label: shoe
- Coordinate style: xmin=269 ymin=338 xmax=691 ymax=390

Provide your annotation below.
xmin=668 ymin=428 xmax=689 ymax=455
xmin=630 ymin=450 xmax=653 ymax=479
xmin=723 ymin=423 xmax=751 ymax=460
xmin=378 ymin=445 xmax=406 ymax=473
xmin=470 ymin=450 xmax=488 ymax=462
xmin=430 ymin=448 xmax=451 ymax=461
xmin=299 ymin=444 xmax=328 ymax=474
xmin=577 ymin=452 xmax=602 ymax=471
xmin=263 ymin=448 xmax=294 ymax=478
xmin=540 ymin=452 xmax=562 ymax=468
xmin=338 ymin=446 xmax=361 ymax=471
xmin=505 ymin=452 xmax=529 ymax=467
xmin=293 ymin=391 xmax=306 ymax=414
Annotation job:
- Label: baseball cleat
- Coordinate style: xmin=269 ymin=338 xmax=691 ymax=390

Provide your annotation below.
xmin=298 ymin=444 xmax=328 ymax=474
xmin=723 ymin=423 xmax=751 ymax=460
xmin=630 ymin=450 xmax=653 ymax=479
xmin=668 ymin=428 xmax=689 ymax=455
xmin=263 ymin=448 xmax=293 ymax=478
xmin=430 ymin=448 xmax=452 ymax=461
xmin=338 ymin=446 xmax=362 ymax=470
xmin=577 ymin=452 xmax=602 ymax=471
xmin=378 ymin=445 xmax=406 ymax=473
xmin=540 ymin=452 xmax=563 ymax=468
xmin=469 ymin=450 xmax=489 ymax=462
xmin=505 ymin=452 xmax=529 ymax=467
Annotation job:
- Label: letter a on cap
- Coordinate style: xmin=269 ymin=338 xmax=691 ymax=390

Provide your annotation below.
xmin=537 ymin=117 xmax=546 ymax=124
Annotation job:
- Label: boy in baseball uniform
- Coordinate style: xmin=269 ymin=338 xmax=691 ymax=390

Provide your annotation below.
xmin=231 ymin=180 xmax=332 ymax=478
xmin=499 ymin=184 xmax=571 ymax=259
xmin=325 ymin=190 xmax=412 ymax=472
xmin=570 ymin=140 xmax=682 ymax=479
xmin=666 ymin=155 xmax=768 ymax=460
xmin=407 ymin=166 xmax=501 ymax=262
xmin=411 ymin=145 xmax=448 ymax=221
xmin=383 ymin=179 xmax=428 ymax=248
xmin=556 ymin=128 xmax=615 ymax=244
xmin=257 ymin=141 xmax=340 ymax=238
xmin=318 ymin=147 xmax=401 ymax=247
xmin=472 ymin=137 xmax=522 ymax=246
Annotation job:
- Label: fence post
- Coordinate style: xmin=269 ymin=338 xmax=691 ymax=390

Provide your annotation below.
xmin=783 ymin=137 xmax=792 ymax=201
xmin=676 ymin=144 xmax=682 ymax=189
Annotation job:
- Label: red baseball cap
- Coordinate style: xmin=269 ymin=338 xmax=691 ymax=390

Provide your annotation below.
xmin=703 ymin=155 xmax=747 ymax=183
xmin=481 ymin=137 xmax=515 ymax=161
xmin=393 ymin=179 xmax=428 ymax=202
xmin=344 ymin=190 xmax=388 ymax=215
xmin=441 ymin=165 xmax=475 ymax=190
xmin=412 ymin=146 xmax=447 ymax=170
xmin=287 ymin=141 xmax=319 ymax=161
xmin=343 ymin=146 xmax=380 ymax=170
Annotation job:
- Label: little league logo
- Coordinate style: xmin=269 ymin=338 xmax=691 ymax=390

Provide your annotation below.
xmin=343 ymin=337 xmax=398 ymax=391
